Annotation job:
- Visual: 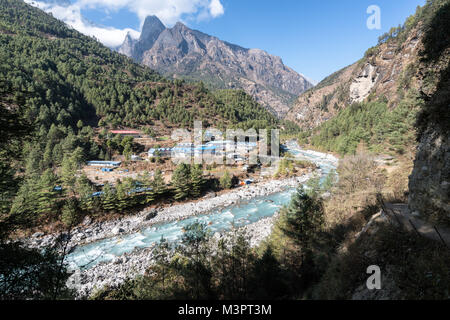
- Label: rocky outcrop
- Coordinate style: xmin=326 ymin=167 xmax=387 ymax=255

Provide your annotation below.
xmin=286 ymin=64 xmax=357 ymax=129
xmin=350 ymin=64 xmax=379 ymax=102
xmin=117 ymin=16 xmax=313 ymax=117
xmin=408 ymin=0 xmax=450 ymax=226
xmin=117 ymin=32 xmax=137 ymax=58
xmin=408 ymin=127 xmax=450 ymax=225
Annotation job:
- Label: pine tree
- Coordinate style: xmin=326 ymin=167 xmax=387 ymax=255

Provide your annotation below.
xmin=36 ymin=169 xmax=58 ymax=215
xmin=151 ymin=237 xmax=172 ymax=297
xmin=123 ymin=144 xmax=132 ymax=161
xmin=214 ymin=231 xmax=255 ymax=299
xmin=76 ymin=174 xmax=95 ymax=212
xmin=10 ymin=175 xmax=40 ymax=219
xmin=115 ymin=181 xmax=128 ymax=212
xmin=61 ymin=154 xmax=77 ymax=196
xmin=61 ymin=198 xmax=79 ymax=227
xmin=141 ymin=172 xmax=155 ymax=205
xmin=251 ymin=246 xmax=288 ymax=299
xmin=123 ymin=178 xmax=138 ymax=208
xmin=220 ymin=170 xmax=233 ymax=190
xmin=171 ymin=164 xmax=191 ymax=200
xmin=190 ymin=164 xmax=204 ymax=198
xmin=152 ymin=169 xmax=167 ymax=197
xmin=279 ymin=187 xmax=324 ymax=259
xmin=76 ymin=120 xmax=83 ymax=131
xmin=180 ymin=222 xmax=213 ymax=299
xmin=102 ymin=184 xmax=117 ymax=212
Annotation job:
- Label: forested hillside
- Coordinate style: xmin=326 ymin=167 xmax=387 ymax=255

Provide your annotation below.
xmin=0 ymin=0 xmax=278 ymax=228
xmin=0 ymin=0 xmax=278 ymax=166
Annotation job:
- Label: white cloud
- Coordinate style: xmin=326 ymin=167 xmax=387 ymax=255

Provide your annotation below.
xmin=209 ymin=0 xmax=224 ymax=18
xmin=24 ymin=0 xmax=225 ymax=47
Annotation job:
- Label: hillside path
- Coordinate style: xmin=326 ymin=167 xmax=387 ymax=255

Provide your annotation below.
xmin=383 ymin=203 xmax=450 ymax=248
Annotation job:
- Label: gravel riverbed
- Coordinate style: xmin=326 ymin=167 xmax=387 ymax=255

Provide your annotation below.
xmin=39 ymin=174 xmax=311 ymax=297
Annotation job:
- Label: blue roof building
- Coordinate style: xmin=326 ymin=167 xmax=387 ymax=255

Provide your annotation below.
xmin=87 ymin=161 xmax=121 ymax=167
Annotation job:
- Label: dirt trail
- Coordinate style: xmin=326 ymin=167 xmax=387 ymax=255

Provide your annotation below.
xmin=384 ymin=203 xmax=450 ymax=248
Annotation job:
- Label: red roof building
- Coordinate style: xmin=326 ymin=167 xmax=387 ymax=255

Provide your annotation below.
xmin=110 ymin=130 xmax=141 ymax=137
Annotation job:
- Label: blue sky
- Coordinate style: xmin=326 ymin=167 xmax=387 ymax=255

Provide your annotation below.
xmin=26 ymin=0 xmax=425 ymax=82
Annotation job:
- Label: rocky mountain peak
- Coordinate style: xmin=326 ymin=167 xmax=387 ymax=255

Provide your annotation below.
xmin=117 ymin=31 xmax=137 ymax=58
xmin=133 ymin=15 xmax=166 ymax=59
xmin=173 ymin=21 xmax=188 ymax=30
xmin=117 ymin=16 xmax=313 ymax=116
xmin=140 ymin=15 xmax=165 ymax=41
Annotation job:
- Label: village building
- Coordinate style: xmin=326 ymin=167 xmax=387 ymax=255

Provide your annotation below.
xmin=110 ymin=130 xmax=141 ymax=138
xmin=87 ymin=161 xmax=122 ymax=167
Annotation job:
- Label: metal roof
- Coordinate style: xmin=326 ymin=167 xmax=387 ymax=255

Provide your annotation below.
xmin=87 ymin=161 xmax=121 ymax=165
xmin=110 ymin=130 xmax=140 ymax=134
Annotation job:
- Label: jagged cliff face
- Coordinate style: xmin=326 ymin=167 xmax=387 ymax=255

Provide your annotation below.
xmin=409 ymin=38 xmax=450 ymax=225
xmin=285 ymin=26 xmax=423 ymax=130
xmin=118 ymin=16 xmax=313 ymax=117
xmin=409 ymin=125 xmax=450 ymax=225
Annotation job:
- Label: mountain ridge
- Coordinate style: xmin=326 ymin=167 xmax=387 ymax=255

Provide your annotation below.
xmin=118 ymin=16 xmax=313 ymax=117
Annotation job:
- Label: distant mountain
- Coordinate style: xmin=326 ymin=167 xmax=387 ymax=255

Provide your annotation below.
xmin=118 ymin=16 xmax=313 ymax=117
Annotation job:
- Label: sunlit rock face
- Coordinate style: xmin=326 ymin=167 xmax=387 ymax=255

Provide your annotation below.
xmin=350 ymin=64 xmax=379 ymax=103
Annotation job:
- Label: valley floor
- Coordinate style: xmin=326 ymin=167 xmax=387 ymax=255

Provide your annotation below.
xmin=25 ymin=173 xmax=315 ymax=297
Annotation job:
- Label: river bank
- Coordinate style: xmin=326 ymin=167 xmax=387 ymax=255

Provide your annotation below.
xmin=66 ymin=213 xmax=282 ymax=298
xmin=24 ymin=174 xmax=313 ymax=253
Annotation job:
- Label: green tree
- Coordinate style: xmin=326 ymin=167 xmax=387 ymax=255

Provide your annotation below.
xmin=146 ymin=237 xmax=173 ymax=298
xmin=0 ymin=243 xmax=74 ymax=300
xmin=115 ymin=180 xmax=128 ymax=212
xmin=123 ymin=144 xmax=132 ymax=161
xmin=61 ymin=154 xmax=78 ymax=196
xmin=101 ymin=184 xmax=117 ymax=212
xmin=213 ymin=231 xmax=255 ymax=299
xmin=36 ymin=169 xmax=58 ymax=215
xmin=171 ymin=164 xmax=191 ymax=200
xmin=278 ymin=187 xmax=325 ymax=291
xmin=251 ymin=246 xmax=289 ymax=299
xmin=279 ymin=187 xmax=324 ymax=259
xmin=9 ymin=175 xmax=40 ymax=221
xmin=141 ymin=172 xmax=155 ymax=205
xmin=190 ymin=164 xmax=205 ymax=198
xmin=76 ymin=174 xmax=95 ymax=212
xmin=76 ymin=120 xmax=83 ymax=131
xmin=152 ymin=169 xmax=167 ymax=197
xmin=61 ymin=198 xmax=79 ymax=227
xmin=179 ymin=222 xmax=214 ymax=299
xmin=219 ymin=170 xmax=233 ymax=190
